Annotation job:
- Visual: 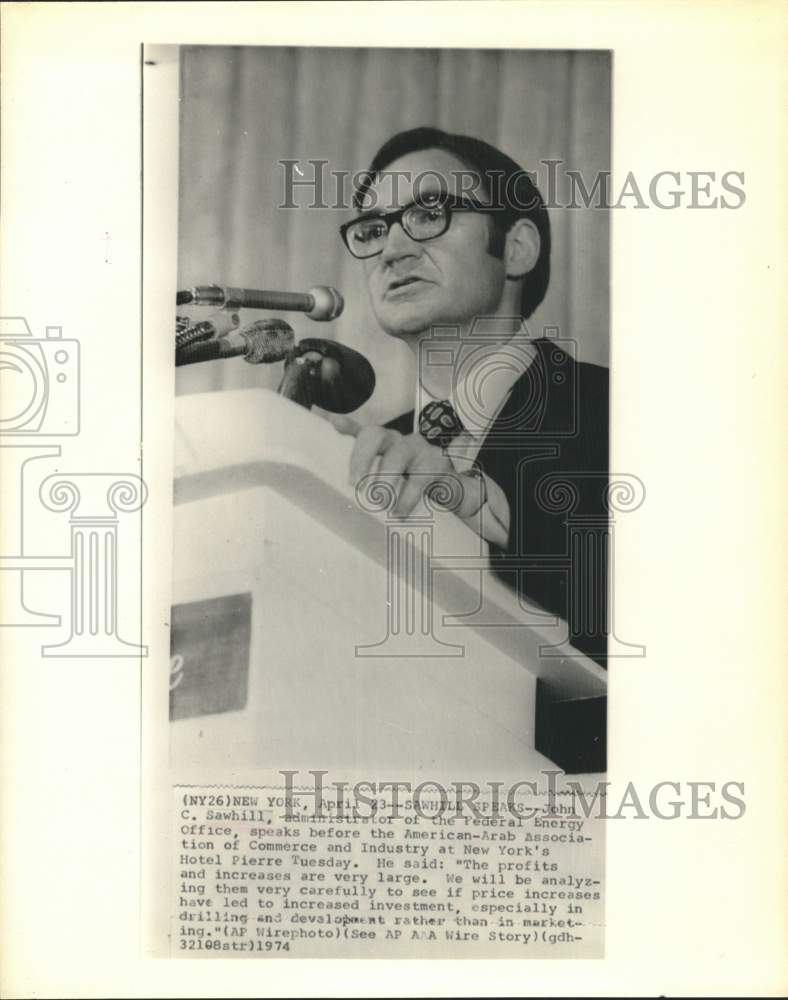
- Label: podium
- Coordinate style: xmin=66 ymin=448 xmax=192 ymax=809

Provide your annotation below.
xmin=170 ymin=389 xmax=607 ymax=779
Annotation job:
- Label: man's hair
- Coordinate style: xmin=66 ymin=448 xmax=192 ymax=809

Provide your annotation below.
xmin=354 ymin=126 xmax=551 ymax=320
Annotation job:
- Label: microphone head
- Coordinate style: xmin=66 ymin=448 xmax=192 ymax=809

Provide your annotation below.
xmin=285 ymin=337 xmax=375 ymax=413
xmin=306 ymin=286 xmax=344 ymax=322
xmin=240 ymin=319 xmax=295 ymax=364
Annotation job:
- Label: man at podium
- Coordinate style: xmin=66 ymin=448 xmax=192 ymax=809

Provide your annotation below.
xmin=333 ymin=127 xmax=609 ymax=667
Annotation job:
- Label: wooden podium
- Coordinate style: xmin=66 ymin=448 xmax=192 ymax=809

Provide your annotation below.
xmin=170 ymin=389 xmax=607 ymax=779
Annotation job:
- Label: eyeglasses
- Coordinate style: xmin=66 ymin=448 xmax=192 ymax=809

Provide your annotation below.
xmin=339 ymin=192 xmax=500 ymax=260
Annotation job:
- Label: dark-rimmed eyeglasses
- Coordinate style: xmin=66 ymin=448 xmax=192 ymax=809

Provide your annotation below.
xmin=339 ymin=193 xmax=500 ymax=260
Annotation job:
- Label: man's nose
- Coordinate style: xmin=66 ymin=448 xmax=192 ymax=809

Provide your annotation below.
xmin=380 ymin=221 xmax=421 ymax=264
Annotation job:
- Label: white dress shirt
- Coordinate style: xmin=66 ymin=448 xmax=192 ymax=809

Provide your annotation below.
xmin=411 ymin=327 xmax=538 ymax=549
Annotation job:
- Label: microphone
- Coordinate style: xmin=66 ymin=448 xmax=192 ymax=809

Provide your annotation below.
xmin=277 ymin=338 xmax=375 ymax=413
xmin=175 ymin=319 xmax=295 ymax=367
xmin=175 ymin=310 xmax=240 ymax=350
xmin=176 ymin=284 xmax=344 ymax=321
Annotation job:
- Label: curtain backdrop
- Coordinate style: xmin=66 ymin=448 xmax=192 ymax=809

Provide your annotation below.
xmin=176 ymin=46 xmax=610 ymax=421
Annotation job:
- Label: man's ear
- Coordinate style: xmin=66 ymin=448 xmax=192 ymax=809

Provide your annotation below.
xmin=504 ymin=219 xmax=540 ymax=278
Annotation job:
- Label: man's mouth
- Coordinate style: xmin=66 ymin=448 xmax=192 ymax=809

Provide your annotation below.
xmin=385 ymin=275 xmax=428 ymax=298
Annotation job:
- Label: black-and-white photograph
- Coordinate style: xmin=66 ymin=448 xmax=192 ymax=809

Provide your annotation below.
xmin=170 ymin=45 xmax=611 ymax=770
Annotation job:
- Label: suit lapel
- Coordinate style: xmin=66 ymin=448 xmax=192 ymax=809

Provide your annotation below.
xmin=384 ymin=409 xmax=415 ymax=436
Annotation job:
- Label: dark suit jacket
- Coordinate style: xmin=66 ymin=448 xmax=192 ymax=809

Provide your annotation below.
xmin=386 ymin=338 xmax=609 ymax=667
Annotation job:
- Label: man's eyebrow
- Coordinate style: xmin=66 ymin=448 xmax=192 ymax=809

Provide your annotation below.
xmin=354 ymin=204 xmax=386 ymax=220
xmin=355 ymin=184 xmax=452 ymax=219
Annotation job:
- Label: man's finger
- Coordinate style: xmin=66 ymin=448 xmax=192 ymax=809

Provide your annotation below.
xmin=377 ymin=439 xmax=411 ymax=480
xmin=394 ymin=473 xmax=430 ymax=517
xmin=349 ymin=426 xmax=398 ymax=485
xmin=376 ymin=439 xmax=413 ymax=511
xmin=326 ymin=413 xmax=362 ymax=437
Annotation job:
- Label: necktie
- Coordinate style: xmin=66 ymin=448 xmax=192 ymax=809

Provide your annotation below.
xmin=418 ymin=399 xmax=465 ymax=450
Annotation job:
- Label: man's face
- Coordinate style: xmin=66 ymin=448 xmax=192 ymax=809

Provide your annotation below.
xmin=359 ymin=149 xmax=508 ymax=338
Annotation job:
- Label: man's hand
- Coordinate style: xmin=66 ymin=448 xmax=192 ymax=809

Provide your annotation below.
xmin=329 ymin=415 xmax=477 ymax=518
